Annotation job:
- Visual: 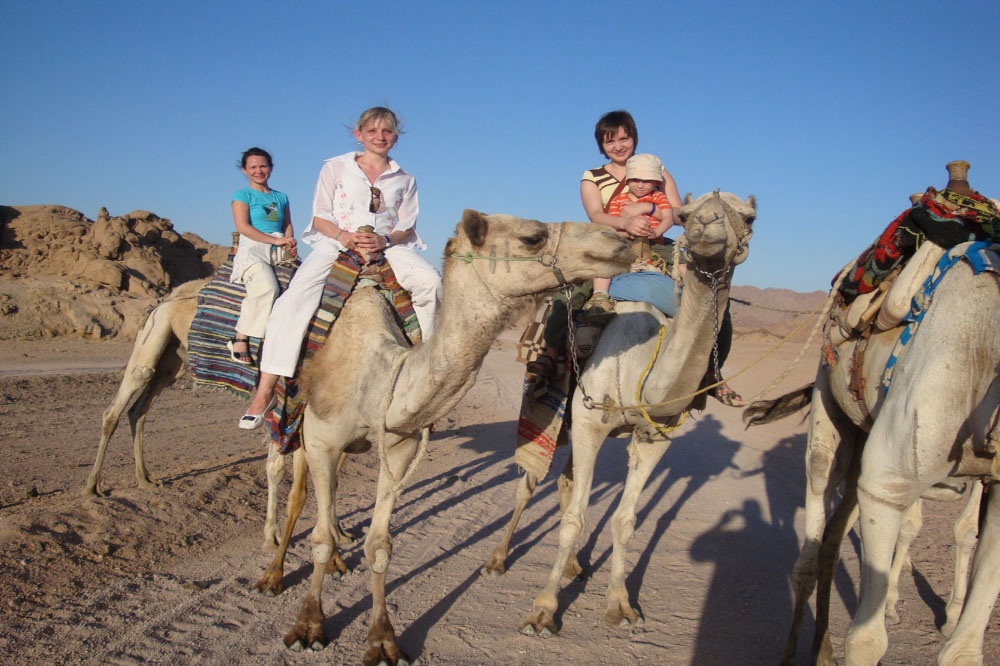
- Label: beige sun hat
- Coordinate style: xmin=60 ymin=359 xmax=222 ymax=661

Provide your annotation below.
xmin=625 ymin=153 xmax=664 ymax=182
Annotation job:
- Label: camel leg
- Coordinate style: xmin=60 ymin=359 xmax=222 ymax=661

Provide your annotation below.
xmin=262 ymin=443 xmax=287 ymax=552
xmin=254 ymin=447 xmax=307 ymax=596
xmin=362 ymin=436 xmax=419 ymax=666
xmin=811 ymin=450 xmax=861 ymax=666
xmin=843 ymin=495 xmax=907 ymax=665
xmin=886 ymin=499 xmax=922 ymax=625
xmin=126 ymin=350 xmax=182 ymax=490
xmin=283 ymin=414 xmax=350 ymax=652
xmin=556 ymin=453 xmax=587 ymax=580
xmin=521 ymin=425 xmax=605 ymax=637
xmin=331 ymin=452 xmax=357 ymax=546
xmin=942 ymin=481 xmax=983 ymax=638
xmin=82 ymin=306 xmax=180 ymax=498
xmin=938 ymin=482 xmax=999 ymax=665
xmin=83 ymin=365 xmax=154 ymax=497
xmin=781 ymin=372 xmax=862 ymax=665
xmin=604 ymin=433 xmax=670 ymax=627
xmin=481 ymin=470 xmax=538 ymax=577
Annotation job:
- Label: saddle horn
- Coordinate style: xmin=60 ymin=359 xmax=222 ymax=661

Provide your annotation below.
xmin=945 ymin=160 xmax=973 ymax=196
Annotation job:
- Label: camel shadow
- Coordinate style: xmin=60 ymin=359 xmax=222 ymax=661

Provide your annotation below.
xmin=158 ymin=453 xmax=268 ymax=485
xmin=542 ymin=415 xmax=742 ymax=622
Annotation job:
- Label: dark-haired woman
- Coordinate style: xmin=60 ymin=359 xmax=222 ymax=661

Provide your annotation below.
xmin=528 ymin=110 xmax=738 ymax=404
xmin=228 ymin=147 xmax=297 ymax=365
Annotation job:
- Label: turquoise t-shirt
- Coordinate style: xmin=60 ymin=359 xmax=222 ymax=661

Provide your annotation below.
xmin=233 ymin=187 xmax=288 ymax=234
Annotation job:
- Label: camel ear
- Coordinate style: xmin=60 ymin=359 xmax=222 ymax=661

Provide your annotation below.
xmin=461 ymin=209 xmax=488 ymax=247
xmin=683 ymin=193 xmax=694 ymax=205
xmin=746 ymin=195 xmax=756 ymax=211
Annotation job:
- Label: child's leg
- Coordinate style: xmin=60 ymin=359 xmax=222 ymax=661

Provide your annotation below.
xmin=592 ymin=277 xmax=611 ymax=294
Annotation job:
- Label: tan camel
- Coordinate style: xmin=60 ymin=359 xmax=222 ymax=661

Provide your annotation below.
xmin=743 ymin=249 xmax=1000 ymax=663
xmin=273 ymin=210 xmax=632 ymax=665
xmin=82 ymin=275 xmax=352 ymax=553
xmin=515 ymin=191 xmax=756 ymax=637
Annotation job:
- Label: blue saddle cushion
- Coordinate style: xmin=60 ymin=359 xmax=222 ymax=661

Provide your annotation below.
xmin=608 ymin=272 xmax=677 ymax=317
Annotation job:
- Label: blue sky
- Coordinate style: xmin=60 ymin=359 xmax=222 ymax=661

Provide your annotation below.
xmin=3 ymin=0 xmax=998 ymax=291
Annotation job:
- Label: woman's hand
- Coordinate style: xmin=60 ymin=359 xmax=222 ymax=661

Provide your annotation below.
xmin=272 ymin=236 xmax=298 ymax=258
xmin=619 ymin=215 xmax=654 ymax=239
xmin=351 ymin=231 xmax=382 ymax=252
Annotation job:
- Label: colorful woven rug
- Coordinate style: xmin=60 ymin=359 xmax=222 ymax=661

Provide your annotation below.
xmin=840 ymin=187 xmax=1000 ymax=298
xmin=189 ymin=257 xmax=298 ymax=395
xmin=514 ymin=359 xmax=573 ymax=480
xmin=266 ymin=250 xmax=421 ymax=454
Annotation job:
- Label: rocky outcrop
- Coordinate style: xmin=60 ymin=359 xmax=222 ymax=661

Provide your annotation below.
xmin=0 ymin=205 xmax=228 ymax=340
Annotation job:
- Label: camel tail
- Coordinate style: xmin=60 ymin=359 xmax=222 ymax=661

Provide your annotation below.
xmin=742 ymin=384 xmax=814 ymax=428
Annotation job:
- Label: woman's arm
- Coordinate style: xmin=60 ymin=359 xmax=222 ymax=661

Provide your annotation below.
xmin=232 ymin=201 xmax=294 ymax=245
xmin=581 ymin=180 xmax=652 ymax=237
xmin=661 ymin=168 xmax=682 ymax=227
xmin=281 ymin=204 xmax=297 ymax=256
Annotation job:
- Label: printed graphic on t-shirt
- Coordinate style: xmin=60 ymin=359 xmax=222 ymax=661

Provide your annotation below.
xmin=263 ymin=202 xmax=279 ymax=221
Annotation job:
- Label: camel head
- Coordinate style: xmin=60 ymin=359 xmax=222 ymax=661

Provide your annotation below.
xmin=677 ymin=191 xmax=755 ymax=271
xmin=444 ymin=210 xmax=633 ymax=299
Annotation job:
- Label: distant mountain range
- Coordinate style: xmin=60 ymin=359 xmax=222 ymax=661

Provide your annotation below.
xmin=729 ymin=285 xmax=828 ymax=340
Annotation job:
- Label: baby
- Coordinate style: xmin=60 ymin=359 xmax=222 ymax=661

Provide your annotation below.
xmin=585 ymin=153 xmax=673 ymax=314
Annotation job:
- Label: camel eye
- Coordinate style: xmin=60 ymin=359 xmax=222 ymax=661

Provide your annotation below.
xmin=521 ymin=232 xmax=547 ymax=248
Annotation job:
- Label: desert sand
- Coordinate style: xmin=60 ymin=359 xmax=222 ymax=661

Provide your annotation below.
xmin=1 ymin=205 xmax=997 ymax=664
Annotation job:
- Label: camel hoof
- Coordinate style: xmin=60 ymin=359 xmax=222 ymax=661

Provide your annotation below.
xmin=324 ymin=555 xmax=350 ymax=577
xmin=604 ymin=603 xmax=642 ymax=627
xmin=562 ymin=557 xmax=588 ymax=581
xmin=480 ymin=558 xmax=506 ymax=577
xmin=287 ymin=639 xmax=304 ymax=652
xmin=250 ymin=574 xmax=283 ymax=597
xmin=334 ymin=526 xmax=359 ymax=545
xmin=262 ymin=539 xmax=278 ymax=554
xmin=137 ymin=478 xmax=162 ymax=490
xmin=941 ymin=620 xmax=958 ymax=639
xmin=520 ymin=609 xmax=557 ymax=638
xmin=81 ymin=484 xmax=105 ymax=499
xmin=363 ymin=642 xmax=409 ymax=666
xmin=885 ymin=608 xmax=901 ymax=625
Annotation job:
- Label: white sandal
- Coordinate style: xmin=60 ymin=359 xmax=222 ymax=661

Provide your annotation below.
xmin=239 ymin=394 xmax=278 ymax=430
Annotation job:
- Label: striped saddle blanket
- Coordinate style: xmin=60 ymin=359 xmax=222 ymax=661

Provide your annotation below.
xmin=188 ymin=256 xmax=298 ymax=395
xmin=266 ymin=251 xmax=420 ymax=454
xmin=189 ymin=250 xmax=421 ymax=454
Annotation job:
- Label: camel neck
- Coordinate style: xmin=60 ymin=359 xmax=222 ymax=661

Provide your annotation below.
xmin=385 ymin=260 xmax=512 ymax=430
xmin=643 ymin=268 xmax=731 ymax=413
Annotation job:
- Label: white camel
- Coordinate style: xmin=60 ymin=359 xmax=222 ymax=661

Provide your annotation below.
xmin=516 ymin=191 xmax=756 ymax=636
xmin=743 ymin=248 xmax=1000 ymax=664
xmin=83 ymin=274 xmax=352 ymax=553
xmin=274 ymin=210 xmax=632 ymax=665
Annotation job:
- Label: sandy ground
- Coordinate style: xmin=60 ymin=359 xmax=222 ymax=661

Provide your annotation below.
xmin=1 ymin=333 xmax=997 ymax=665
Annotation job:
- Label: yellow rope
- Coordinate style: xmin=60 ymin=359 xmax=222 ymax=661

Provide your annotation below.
xmin=600 ymin=294 xmax=832 ymax=414
xmin=632 ymin=326 xmax=690 ymax=435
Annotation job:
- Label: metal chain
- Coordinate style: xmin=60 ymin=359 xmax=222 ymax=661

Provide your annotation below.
xmin=563 ymin=284 xmax=596 ymax=409
xmin=690 ymin=262 xmax=728 ymax=385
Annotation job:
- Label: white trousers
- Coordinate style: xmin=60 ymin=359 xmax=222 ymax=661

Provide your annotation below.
xmin=260 ymin=245 xmax=442 ymax=377
xmin=235 ymin=261 xmax=279 ymax=338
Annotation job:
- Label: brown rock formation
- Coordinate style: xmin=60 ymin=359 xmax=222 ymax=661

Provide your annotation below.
xmin=0 ymin=204 xmax=228 ymax=340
